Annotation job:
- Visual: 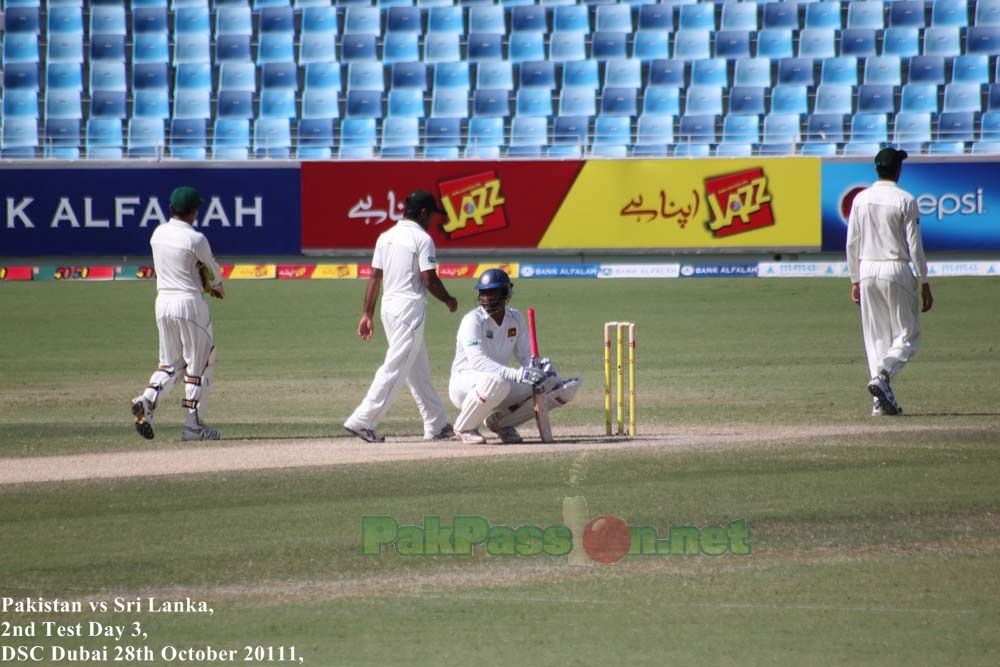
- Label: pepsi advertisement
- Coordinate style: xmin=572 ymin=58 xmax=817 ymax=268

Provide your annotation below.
xmin=0 ymin=166 xmax=301 ymax=256
xmin=822 ymin=161 xmax=998 ymax=252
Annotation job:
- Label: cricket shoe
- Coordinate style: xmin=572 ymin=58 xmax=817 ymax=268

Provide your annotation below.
xmin=867 ymin=374 xmax=900 ymax=416
xmin=425 ymin=423 xmax=457 ymax=441
xmin=181 ymin=423 xmax=220 ymax=441
xmin=458 ymin=429 xmax=486 ymax=444
xmin=871 ymin=397 xmax=902 ymax=417
xmin=344 ymin=421 xmax=385 ymax=443
xmin=131 ymin=396 xmax=155 ymax=440
xmin=492 ymin=426 xmax=523 ymax=444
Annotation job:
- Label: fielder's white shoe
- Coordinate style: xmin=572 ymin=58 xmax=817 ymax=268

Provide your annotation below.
xmin=871 ymin=396 xmax=902 ymax=417
xmin=131 ymin=396 xmax=154 ymax=440
xmin=458 ymin=429 xmax=486 ymax=444
xmin=425 ymin=423 xmax=457 ymax=441
xmin=492 ymin=426 xmax=523 ymax=444
xmin=181 ymin=424 xmax=220 ymax=441
xmin=867 ymin=373 xmax=900 ymax=416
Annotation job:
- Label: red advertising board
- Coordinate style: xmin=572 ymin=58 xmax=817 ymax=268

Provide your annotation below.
xmin=300 ymin=161 xmax=583 ymax=251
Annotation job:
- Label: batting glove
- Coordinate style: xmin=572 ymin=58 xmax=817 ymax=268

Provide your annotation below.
xmin=517 ymin=366 xmax=547 ymax=386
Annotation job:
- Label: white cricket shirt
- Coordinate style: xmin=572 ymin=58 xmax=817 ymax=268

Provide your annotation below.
xmin=371 ymin=219 xmax=437 ymax=304
xmin=846 ymin=180 xmax=929 ymax=284
xmin=451 ymin=306 xmax=532 ymax=381
xmin=150 ymin=218 xmax=222 ymax=296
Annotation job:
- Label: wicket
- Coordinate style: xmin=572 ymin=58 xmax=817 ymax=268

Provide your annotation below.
xmin=604 ymin=321 xmax=636 ymax=436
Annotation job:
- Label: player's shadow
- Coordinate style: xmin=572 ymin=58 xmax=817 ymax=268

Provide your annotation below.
xmin=906 ymin=411 xmax=1000 ymax=417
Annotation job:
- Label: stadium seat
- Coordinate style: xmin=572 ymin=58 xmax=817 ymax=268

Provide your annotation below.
xmin=252 ymin=118 xmax=291 ymax=158
xmin=770 ymin=85 xmax=809 ymax=115
xmin=805 ymin=1 xmax=842 ymax=29
xmin=850 ymin=112 xmax=888 ymax=142
xmin=340 ymin=34 xmax=377 ymax=62
xmin=951 ymin=55 xmax=989 ymax=84
xmin=132 ymin=89 xmax=169 ymax=119
xmin=815 ymin=84 xmax=855 ymax=114
xmin=86 ymin=117 xmax=123 ymax=159
xmin=4 ymin=34 xmax=40 ymax=65
xmin=974 ymin=0 xmax=1000 ymax=25
xmin=722 ymin=114 xmax=760 ymax=144
xmin=908 ymin=55 xmax=946 ymax=85
xmin=971 ymin=141 xmax=1000 ymax=154
xmin=554 ymin=5 xmax=590 ymax=32
xmin=173 ymin=34 xmax=210 ymax=64
xmin=300 ymin=88 xmax=339 ymax=119
xmin=4 ymin=62 xmax=39 ymax=90
xmin=346 ymin=90 xmax=383 ymax=119
xmin=633 ymin=112 xmax=674 ymax=156
xmin=518 ymin=61 xmax=554 ymax=89
xmin=175 ymin=62 xmax=211 ymax=92
xmin=864 ymin=56 xmax=902 ymax=86
xmin=428 ymin=6 xmax=464 ymax=35
xmin=900 ymin=83 xmax=940 ymax=113
xmin=937 ymin=111 xmax=976 ymax=141
xmin=45 ymin=89 xmax=81 ymax=119
xmin=134 ymin=62 xmax=168 ymax=92
xmin=806 ymin=112 xmax=846 ymax=142
xmin=172 ymin=90 xmax=210 ymax=119
xmin=821 ymin=56 xmax=859 ymax=85
xmin=382 ymin=32 xmax=420 ymax=64
xmin=423 ymin=116 xmax=462 ymax=158
xmin=943 ymin=83 xmax=982 ymax=112
xmin=517 ymin=88 xmax=555 ymax=117
xmin=91 ymin=5 xmax=126 ymax=36
xmin=217 ymin=90 xmax=253 ymax=119
xmin=966 ymin=26 xmax=1000 ymax=54
xmin=304 ymin=62 xmax=342 ymax=93
xmin=508 ymin=116 xmax=548 ymax=157
xmin=928 ymin=140 xmax=965 ymax=154
xmin=3 ymin=89 xmax=38 ymax=117
xmin=597 ymin=4 xmax=633 ymax=32
xmin=605 ymin=59 xmax=642 ymax=89
xmin=559 ymin=86 xmax=596 ymax=116
xmin=46 ymin=63 xmax=81 ymax=91
xmin=549 ymin=114 xmax=588 ymax=157
xmin=298 ymin=34 xmax=336 ymax=64
xmin=392 ymin=62 xmax=428 ymax=91
xmin=839 ymin=29 xmax=877 ymax=57
xmin=674 ymin=143 xmax=712 ymax=157
xmin=387 ymin=88 xmax=425 ymax=118
xmin=777 ymin=58 xmax=815 ymax=86
xmin=564 ymin=60 xmax=600 ymax=89
xmin=679 ymin=3 xmax=715 ymax=30
xmin=387 ymin=6 xmax=421 ymax=33
xmin=762 ymin=2 xmax=798 ymax=30
xmin=797 ymin=29 xmax=836 ymax=58
xmin=890 ymin=1 xmax=925 ymax=28
xmin=762 ymin=112 xmax=801 ymax=144
xmin=424 ymin=33 xmax=461 ymax=63
xmin=302 ymin=6 xmax=338 ymax=35
xmin=467 ymin=32 xmax=504 ymax=61
xmin=216 ymin=6 xmax=251 ymax=36
xmin=296 ymin=118 xmax=335 ymax=159
xmin=135 ymin=33 xmax=170 ymax=63
xmin=633 ymin=31 xmax=670 ymax=61
xmin=2 ymin=117 xmax=39 ymax=157
xmin=88 ymin=34 xmax=123 ymax=63
xmin=882 ymin=28 xmax=920 ymax=57
xmin=4 ymin=6 xmax=40 ymax=34
xmin=469 ymin=5 xmax=505 ymax=34
xmin=729 ymin=86 xmax=766 ymax=115
xmin=678 ymin=114 xmax=717 ymax=143
xmin=591 ymin=114 xmax=630 ymax=155
xmin=979 ymin=111 xmax=1000 ymax=140
xmin=847 ymin=1 xmax=885 ymax=29
xmin=922 ymin=27 xmax=962 ymax=57
xmin=638 ymin=4 xmax=674 ymax=31
xmin=91 ymin=90 xmax=126 ymax=119
xmin=714 ymin=30 xmax=751 ymax=59
xmin=721 ymin=2 xmax=757 ymax=31
xmin=549 ymin=31 xmax=587 ymax=62
xmin=989 ymin=84 xmax=1000 ymax=111
xmin=510 ymin=32 xmax=546 ymax=64
xmin=843 ymin=141 xmax=882 ymax=156
xmin=473 ymin=89 xmax=510 ymax=117
xmin=591 ymin=31 xmax=628 ymax=61
xmin=715 ymin=142 xmax=754 ymax=157
xmin=126 ymin=117 xmax=164 ymax=158
xmin=642 ymin=85 xmax=680 ymax=116
xmin=893 ymin=111 xmax=933 ymax=144
xmin=685 ymin=85 xmax=723 ymax=115
xmin=512 ymin=5 xmax=547 ymax=33
xmin=734 ymin=58 xmax=772 ymax=87
xmin=347 ymin=61 xmax=385 ymax=92
xmin=672 ymin=30 xmax=711 ymax=60
xmin=169 ymin=118 xmax=207 ymax=159
xmin=434 ymin=62 xmax=470 ymax=91
xmin=212 ymin=118 xmax=250 ymax=160
xmin=857 ymin=84 xmax=895 ymax=113
xmin=47 ymin=6 xmax=82 ymax=34
xmin=90 ymin=62 xmax=126 ymax=93
xmin=757 ymin=29 xmax=793 ymax=58
xmin=466 ymin=116 xmax=504 ymax=159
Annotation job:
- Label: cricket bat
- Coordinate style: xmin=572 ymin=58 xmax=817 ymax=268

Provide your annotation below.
xmin=526 ymin=307 xmax=554 ymax=443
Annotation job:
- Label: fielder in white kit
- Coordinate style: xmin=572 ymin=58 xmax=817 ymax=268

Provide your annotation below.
xmin=449 ymin=269 xmax=581 ymax=444
xmin=847 ymin=148 xmax=934 ymax=416
xmin=344 ymin=190 xmax=459 ymax=443
xmin=131 ymin=186 xmax=225 ymax=441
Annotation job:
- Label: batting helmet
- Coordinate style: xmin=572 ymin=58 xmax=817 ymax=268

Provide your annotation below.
xmin=475 ymin=268 xmax=513 ymax=315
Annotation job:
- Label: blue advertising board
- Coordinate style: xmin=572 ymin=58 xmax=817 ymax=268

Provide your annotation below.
xmin=822 ymin=161 xmax=999 ymax=252
xmin=0 ymin=166 xmax=301 ymax=256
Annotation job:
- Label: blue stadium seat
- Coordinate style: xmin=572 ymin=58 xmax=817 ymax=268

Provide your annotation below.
xmin=605 ymin=59 xmax=642 ymax=89
xmin=762 ymin=112 xmax=800 ymax=144
xmin=259 ymin=88 xmax=296 ymax=119
xmin=88 ymin=34 xmax=122 ymax=62
xmin=424 ymin=117 xmax=462 ymax=159
xmin=347 ymin=61 xmax=385 ymax=93
xmin=691 ymin=59 xmax=728 ymax=88
xmin=798 ymin=28 xmax=836 ymax=58
xmin=951 ymin=54 xmax=989 ymax=84
xmin=554 ymin=5 xmax=589 ymax=32
xmin=900 ymin=83 xmax=940 ymax=113
xmin=382 ymin=32 xmax=419 ymax=64
xmin=302 ymin=6 xmax=337 ymax=35
xmin=133 ymin=62 xmax=168 ymax=92
xmin=928 ymin=140 xmax=965 ymax=154
xmin=391 ymin=61 xmax=428 ymax=91
xmin=674 ymin=143 xmax=712 ymax=157
xmin=512 ymin=5 xmax=548 ymax=33
xmin=387 ymin=6 xmax=421 ymax=33
xmin=467 ymin=32 xmax=504 ymax=61
xmin=172 ymin=90 xmax=210 ymax=119
xmin=864 ymin=56 xmax=901 ymax=85
xmin=965 ymin=26 xmax=1000 ymax=54
xmin=134 ymin=33 xmax=170 ymax=63
xmin=843 ymin=141 xmax=883 ymax=156
xmin=597 ymin=4 xmax=632 ymax=32
xmin=298 ymin=33 xmax=336 ymax=64
xmin=434 ymin=62 xmax=470 ymax=91
xmin=132 ymin=89 xmax=169 ymax=119
xmin=90 ymin=61 xmax=126 ymax=93
xmin=549 ymin=114 xmax=587 ymax=157
xmin=216 ymin=6 xmax=251 ymax=36
xmin=3 ymin=89 xmax=38 ymax=117
xmin=127 ymin=118 xmax=164 ymax=158
xmin=815 ymin=84 xmax=854 ymax=114
xmin=685 ymin=86 xmax=723 ymax=116
xmin=882 ymin=27 xmax=920 ymax=57
xmin=510 ymin=32 xmax=546 ymax=64
xmin=300 ymin=89 xmax=339 ymax=119
xmin=634 ymin=113 xmax=673 ymax=155
xmin=253 ymin=118 xmax=292 ymax=158
xmin=722 ymin=114 xmax=760 ymax=144
xmin=633 ymin=31 xmax=670 ymax=61
xmin=212 ymin=119 xmax=250 ymax=160
xmin=850 ymin=112 xmax=888 ymax=142
xmin=596 ymin=87 xmax=639 ymax=116
xmin=734 ymin=57 xmax=772 ymax=87
xmin=91 ymin=5 xmax=126 ymax=35
xmin=428 ymin=6 xmax=464 ymax=35
xmin=980 ymin=111 xmax=1000 ymax=140
xmin=564 ymin=60 xmax=600 ymax=89
xmin=821 ymin=56 xmax=858 ymax=85
xmin=215 ymin=62 xmax=253 ymax=93
xmin=592 ymin=113 xmax=630 ymax=147
xmin=857 ymin=84 xmax=895 ymax=113
xmin=469 ymin=5 xmax=505 ymax=33
xmin=4 ymin=6 xmax=40 ymax=33
xmin=591 ymin=31 xmax=629 ymax=61
xmin=729 ymin=86 xmax=766 ymax=115
xmin=757 ymin=29 xmax=793 ymax=58
xmin=936 ymin=111 xmax=976 ymax=141
xmin=466 ymin=116 xmax=504 ymax=158
xmin=4 ymin=34 xmax=40 ymax=65
xmin=922 ymin=27 xmax=961 ymax=57
xmin=2 ymin=117 xmax=38 ymax=158
xmin=805 ymin=1 xmax=842 ymax=29
xmin=86 ymin=117 xmax=123 ymax=159
xmin=47 ymin=6 xmax=82 ymax=34
xmin=382 ymin=116 xmax=420 ymax=159
xmin=340 ymin=34 xmax=377 ymax=63
xmin=46 ymin=63 xmax=81 ymax=90
xmin=303 ymin=62 xmax=341 ymax=94
xmin=173 ymin=34 xmax=210 ymax=64
xmin=91 ymin=91 xmax=126 ymax=119
xmin=889 ymin=1 xmax=925 ymax=28
xmin=893 ymin=111 xmax=932 ymax=144
xmin=387 ymin=88 xmax=425 ymax=118
xmin=932 ymin=0 xmax=968 ymax=27
xmin=639 ymin=4 xmax=674 ymax=31
xmin=989 ymin=83 xmax=1000 ymax=111
xmin=642 ymin=85 xmax=680 ymax=115
xmin=679 ymin=3 xmax=715 ymax=30
xmin=762 ymin=2 xmax=798 ymax=30
xmin=174 ymin=7 xmax=209 ymax=35
xmin=847 ymin=1 xmax=885 ymax=29
xmin=508 ymin=118 xmax=547 ymax=157
xmin=217 ymin=90 xmax=253 ymax=119
xmin=672 ymin=29 xmax=711 ymax=60
xmin=971 ymin=141 xmax=1000 ymax=154
xmin=518 ymin=60 xmax=554 ymax=89
xmin=908 ymin=55 xmax=945 ymax=84
xmin=770 ymin=85 xmax=809 ymax=115
xmin=45 ymin=89 xmax=81 ymax=119
xmin=806 ymin=112 xmax=846 ymax=142
xmin=424 ymin=33 xmax=461 ymax=63
xmin=517 ymin=87 xmax=554 ymax=116
xmin=346 ymin=90 xmax=383 ymax=119
xmin=550 ymin=31 xmax=587 ymax=62
xmin=678 ymin=114 xmax=717 ymax=143
xmin=169 ymin=118 xmax=207 ymax=159
xmin=175 ymin=62 xmax=211 ymax=91
xmin=721 ymin=2 xmax=757 ymax=30
xmin=259 ymin=6 xmax=294 ymax=35
xmin=560 ymin=86 xmax=597 ymax=116
xmin=715 ymin=142 xmax=754 ymax=157
xmin=974 ymin=0 xmax=1000 ymax=26
xmin=4 ymin=62 xmax=38 ymax=90
xmin=714 ymin=30 xmax=751 ymax=58
xmin=840 ymin=28 xmax=877 ymax=57
xmin=473 ymin=89 xmax=510 ymax=117
xmin=777 ymin=57 xmax=814 ymax=86
xmin=943 ymin=82 xmax=982 ymax=112
xmin=296 ymin=118 xmax=335 ymax=159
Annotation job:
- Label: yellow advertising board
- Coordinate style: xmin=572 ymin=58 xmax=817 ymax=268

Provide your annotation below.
xmin=474 ymin=262 xmax=520 ymax=279
xmin=230 ymin=264 xmax=277 ymax=279
xmin=540 ymin=159 xmax=821 ymax=250
xmin=313 ymin=264 xmax=359 ymax=279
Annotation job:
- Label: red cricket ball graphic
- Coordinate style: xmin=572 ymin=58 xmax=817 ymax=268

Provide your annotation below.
xmin=582 ymin=515 xmax=632 ymax=565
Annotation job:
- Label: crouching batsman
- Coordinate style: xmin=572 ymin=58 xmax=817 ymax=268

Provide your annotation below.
xmin=448 ymin=269 xmax=581 ymax=444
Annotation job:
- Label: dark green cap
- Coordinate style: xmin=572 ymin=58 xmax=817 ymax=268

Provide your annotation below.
xmin=874 ymin=148 xmax=908 ymax=171
xmin=169 ymin=186 xmax=203 ymax=212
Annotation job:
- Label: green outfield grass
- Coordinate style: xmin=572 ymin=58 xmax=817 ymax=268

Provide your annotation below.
xmin=1 ymin=277 xmax=998 ymax=664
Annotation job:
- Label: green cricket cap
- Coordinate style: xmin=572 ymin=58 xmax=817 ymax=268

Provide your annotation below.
xmin=169 ymin=186 xmax=203 ymax=211
xmin=874 ymin=148 xmax=908 ymax=171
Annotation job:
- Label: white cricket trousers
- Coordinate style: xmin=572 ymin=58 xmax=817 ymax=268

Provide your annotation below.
xmin=347 ymin=298 xmax=449 ymax=435
xmin=142 ymin=293 xmax=216 ymax=415
xmin=859 ymin=260 xmax=921 ymax=379
xmin=449 ymin=372 xmax=529 ymax=420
